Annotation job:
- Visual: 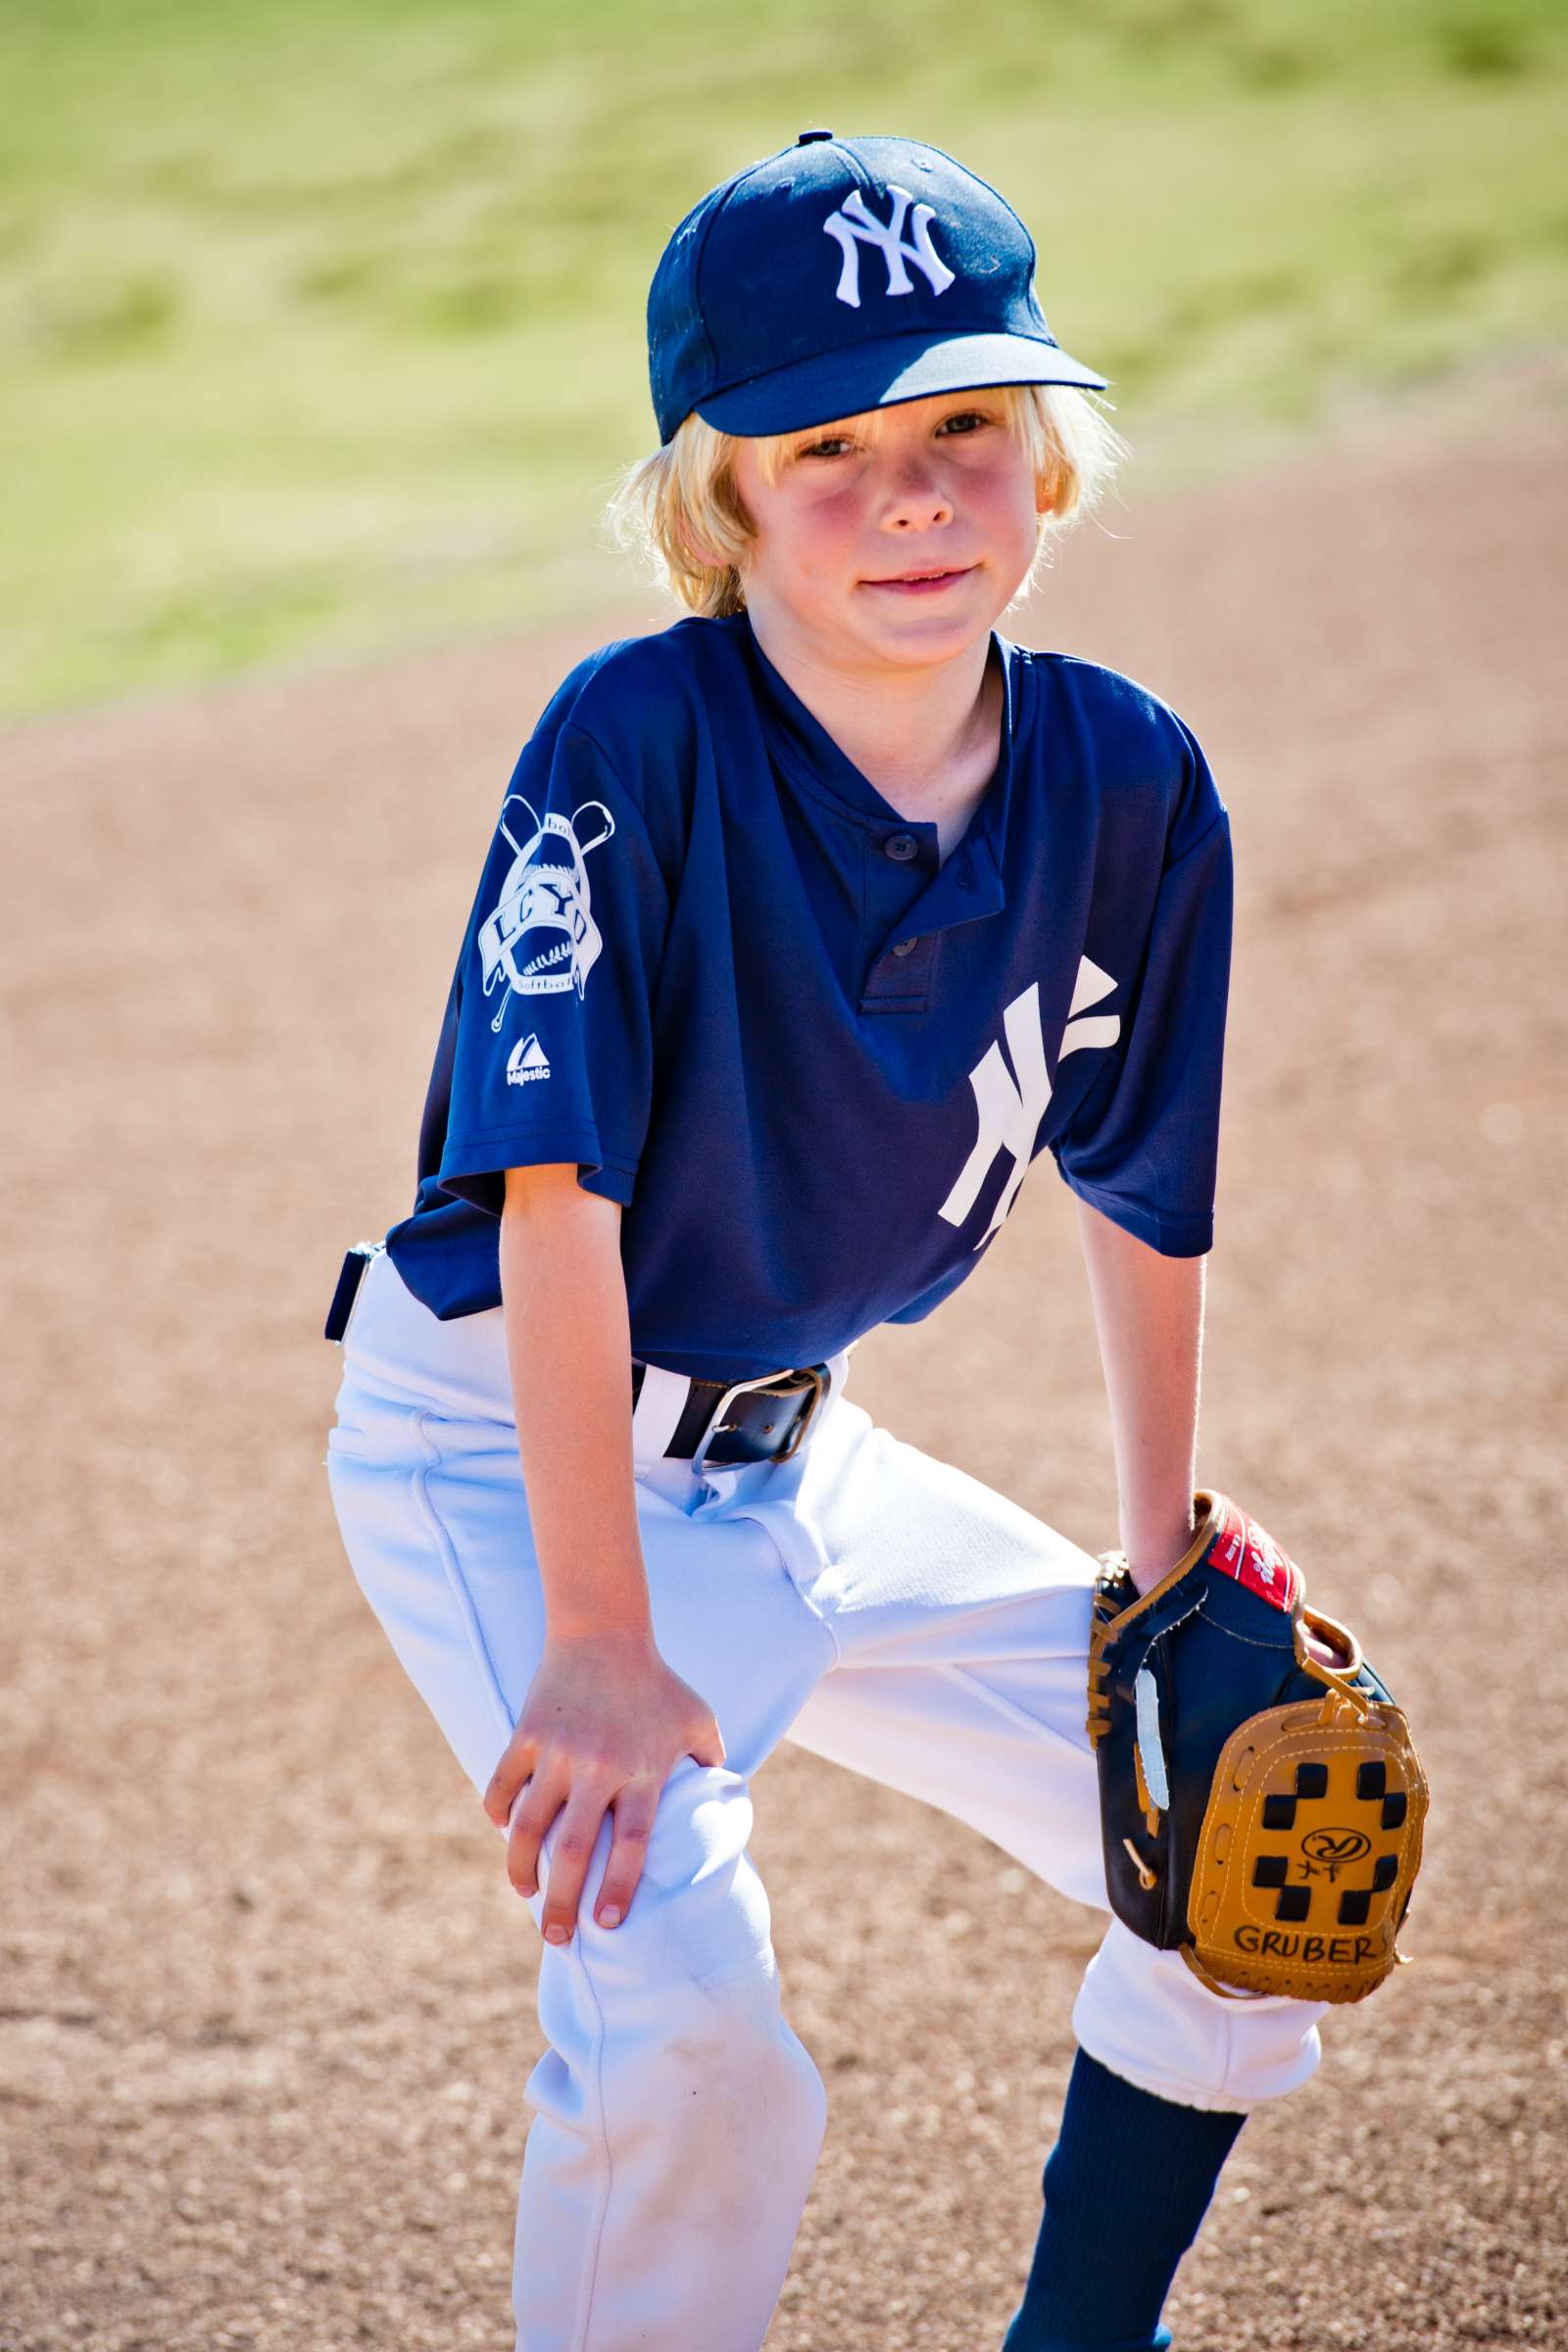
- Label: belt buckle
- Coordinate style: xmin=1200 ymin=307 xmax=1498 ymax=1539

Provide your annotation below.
xmin=690 ymin=1365 xmax=827 ymax=1479
xmin=771 ymin=1365 xmax=827 ymax=1464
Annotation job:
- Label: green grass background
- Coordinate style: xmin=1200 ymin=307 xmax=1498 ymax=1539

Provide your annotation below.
xmin=2 ymin=0 xmax=1565 ymax=722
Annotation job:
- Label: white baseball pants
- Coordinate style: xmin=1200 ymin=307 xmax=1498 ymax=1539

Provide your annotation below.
xmin=324 ymin=1250 xmax=1324 ymax=2352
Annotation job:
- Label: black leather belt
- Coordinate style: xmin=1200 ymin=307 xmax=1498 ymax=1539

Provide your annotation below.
xmin=325 ymin=1243 xmax=831 ymax=1474
xmin=631 ymin=1359 xmax=832 ymax=1471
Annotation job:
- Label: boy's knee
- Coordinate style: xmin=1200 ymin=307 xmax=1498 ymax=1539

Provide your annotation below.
xmin=612 ymin=1762 xmax=777 ymax=1976
xmin=1073 ymin=1920 xmax=1326 ymax=2113
xmin=539 ymin=1765 xmax=820 ymax=2112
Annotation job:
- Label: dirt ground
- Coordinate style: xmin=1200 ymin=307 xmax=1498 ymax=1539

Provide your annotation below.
xmin=4 ymin=360 xmax=1565 ymax=2352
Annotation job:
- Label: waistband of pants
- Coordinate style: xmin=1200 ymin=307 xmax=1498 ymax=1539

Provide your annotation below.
xmin=331 ymin=1245 xmax=849 ymax=1472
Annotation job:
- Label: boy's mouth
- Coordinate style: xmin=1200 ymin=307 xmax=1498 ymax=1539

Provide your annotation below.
xmin=860 ymin=564 xmax=976 ymax=596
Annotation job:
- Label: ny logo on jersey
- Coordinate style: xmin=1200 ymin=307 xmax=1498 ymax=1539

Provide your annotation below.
xmin=823 ymin=185 xmax=956 ymax=310
xmin=938 ymin=959 xmax=1120 ymax=1246
xmin=477 ymin=796 xmax=614 ymax=1027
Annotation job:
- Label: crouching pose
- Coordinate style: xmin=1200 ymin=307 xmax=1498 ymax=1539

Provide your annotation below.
xmin=324 ymin=129 xmax=1423 ymax=2352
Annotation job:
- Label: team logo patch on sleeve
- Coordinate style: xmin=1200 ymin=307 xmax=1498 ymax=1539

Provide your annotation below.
xmin=477 ymin=797 xmax=614 ymax=1025
xmin=1202 ymin=1496 xmax=1302 ymax=1612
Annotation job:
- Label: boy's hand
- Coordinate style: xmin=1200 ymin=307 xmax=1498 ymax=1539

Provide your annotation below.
xmin=483 ymin=1632 xmax=725 ymax=1944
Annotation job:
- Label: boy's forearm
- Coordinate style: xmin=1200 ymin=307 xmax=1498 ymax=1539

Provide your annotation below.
xmin=1074 ymin=1196 xmax=1204 ymax=1591
xmin=500 ymin=1169 xmax=653 ymax=1642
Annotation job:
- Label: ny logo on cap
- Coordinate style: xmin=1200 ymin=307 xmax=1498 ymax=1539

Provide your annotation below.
xmin=823 ymin=185 xmax=956 ymax=310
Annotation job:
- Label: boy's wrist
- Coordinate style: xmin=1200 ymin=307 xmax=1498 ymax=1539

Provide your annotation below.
xmin=544 ymin=1606 xmax=658 ymax=1649
xmin=1120 ymin=1505 xmax=1199 ymax=1595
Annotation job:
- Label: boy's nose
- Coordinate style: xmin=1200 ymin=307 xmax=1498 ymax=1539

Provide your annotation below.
xmin=882 ymin=463 xmax=952 ymax=529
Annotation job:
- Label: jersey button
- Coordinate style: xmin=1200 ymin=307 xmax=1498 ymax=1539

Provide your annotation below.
xmin=884 ymin=831 xmax=918 ymax=862
xmin=892 ymin=936 xmax=919 ymax=956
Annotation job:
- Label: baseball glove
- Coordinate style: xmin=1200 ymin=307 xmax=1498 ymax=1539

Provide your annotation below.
xmin=1087 ymin=1491 xmax=1427 ymax=2004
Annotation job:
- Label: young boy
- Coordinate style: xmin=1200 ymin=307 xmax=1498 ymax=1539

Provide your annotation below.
xmin=325 ymin=132 xmax=1334 ymax=2351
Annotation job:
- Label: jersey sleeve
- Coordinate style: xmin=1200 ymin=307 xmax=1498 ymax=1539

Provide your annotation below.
xmin=1051 ymin=722 xmax=1234 ymax=1257
xmin=434 ymin=720 xmax=671 ymax=1216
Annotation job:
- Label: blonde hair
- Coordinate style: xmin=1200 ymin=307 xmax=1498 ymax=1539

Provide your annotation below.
xmin=606 ymin=382 xmax=1128 ymax=619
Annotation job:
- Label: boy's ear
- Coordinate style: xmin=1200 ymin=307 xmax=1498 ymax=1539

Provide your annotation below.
xmin=676 ymin=517 xmax=727 ymax=571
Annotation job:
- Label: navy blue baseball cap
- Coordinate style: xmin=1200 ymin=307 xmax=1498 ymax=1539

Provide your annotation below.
xmin=647 ymin=130 xmax=1106 ymax=445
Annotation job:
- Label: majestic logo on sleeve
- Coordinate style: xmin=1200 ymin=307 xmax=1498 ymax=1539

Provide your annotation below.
xmin=476 ymin=797 xmax=615 ymax=1028
xmin=505 ymin=1034 xmax=552 ymax=1086
xmin=823 ymin=186 xmax=956 ymax=310
xmin=938 ymin=958 xmax=1120 ymax=1247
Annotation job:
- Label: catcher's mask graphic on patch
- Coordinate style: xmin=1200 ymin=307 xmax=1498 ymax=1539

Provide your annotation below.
xmin=477 ymin=797 xmax=615 ymax=1026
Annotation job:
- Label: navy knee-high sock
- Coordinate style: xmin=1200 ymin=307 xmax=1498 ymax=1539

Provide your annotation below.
xmin=1002 ymin=2050 xmax=1246 ymax=2352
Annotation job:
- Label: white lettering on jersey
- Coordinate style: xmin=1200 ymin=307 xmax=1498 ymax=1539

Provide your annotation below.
xmin=477 ymin=797 xmax=615 ymax=1029
xmin=505 ymin=1034 xmax=552 ymax=1086
xmin=823 ymin=186 xmax=956 ymax=310
xmin=938 ymin=958 xmax=1120 ymax=1246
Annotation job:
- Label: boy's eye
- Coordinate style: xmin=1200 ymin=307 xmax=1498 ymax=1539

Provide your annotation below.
xmin=794 ymin=407 xmax=995 ymax=462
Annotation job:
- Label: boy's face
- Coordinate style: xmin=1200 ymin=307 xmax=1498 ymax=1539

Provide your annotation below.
xmin=728 ymin=391 xmax=1043 ymax=678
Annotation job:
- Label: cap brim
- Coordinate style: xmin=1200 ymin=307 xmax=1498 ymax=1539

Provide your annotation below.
xmin=695 ymin=329 xmax=1107 ymax=437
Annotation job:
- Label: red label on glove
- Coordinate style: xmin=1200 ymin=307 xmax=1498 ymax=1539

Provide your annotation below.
xmin=1204 ymin=1497 xmax=1302 ymax=1613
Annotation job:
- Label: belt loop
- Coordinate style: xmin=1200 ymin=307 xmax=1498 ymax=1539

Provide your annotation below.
xmin=630 ymin=1361 xmax=691 ymax=1471
xmin=325 ymin=1240 xmax=386 ymax=1346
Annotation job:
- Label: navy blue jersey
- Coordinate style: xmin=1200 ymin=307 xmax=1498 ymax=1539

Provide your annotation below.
xmin=384 ymin=614 xmax=1232 ymax=1381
